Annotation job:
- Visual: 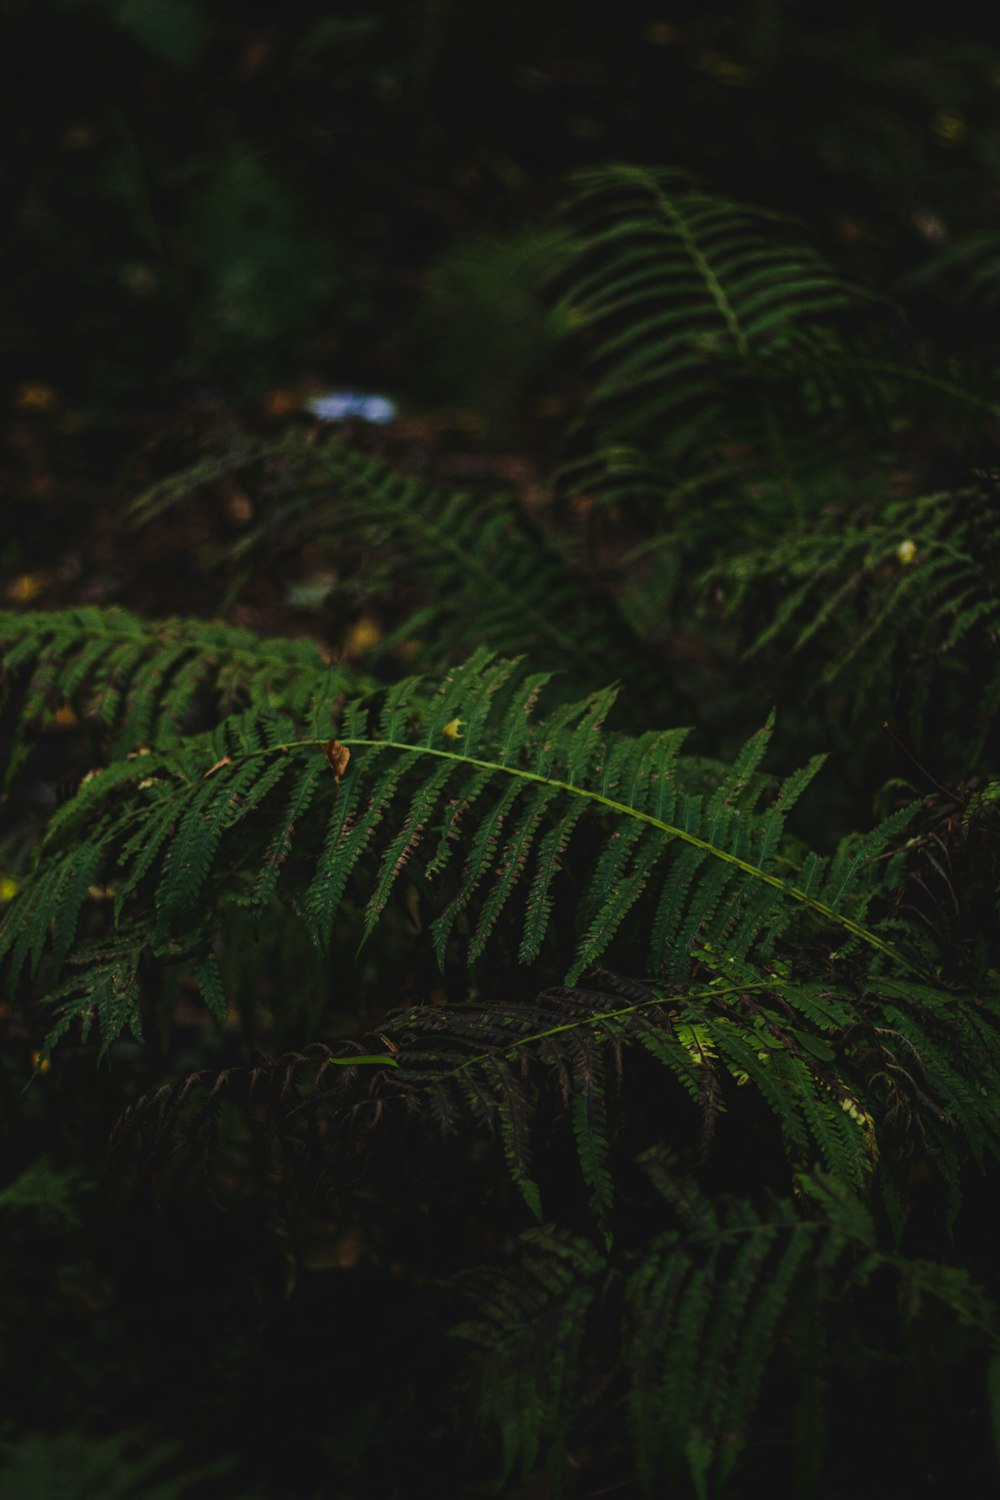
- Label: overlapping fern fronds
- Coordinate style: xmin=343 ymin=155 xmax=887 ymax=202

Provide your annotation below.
xmin=113 ymin=959 xmax=1000 ymax=1245
xmin=129 ymin=430 xmax=647 ymax=688
xmin=365 ymin=965 xmax=881 ymax=1227
xmin=559 ymin=165 xmax=868 ymax=421
xmin=0 ymin=605 xmax=371 ymax=763
xmin=0 ymin=641 xmax=928 ymax=1057
xmin=0 ymin=1428 xmax=238 ymax=1500
xmin=378 ymin=964 xmax=1000 ymax=1229
xmin=704 ymin=478 xmax=1000 ymax=756
xmin=142 ymin=964 xmax=879 ymax=1231
xmin=455 ymin=1160 xmax=1000 ymax=1497
xmin=552 ymin=165 xmax=999 ymax=534
xmin=552 ymin=164 xmax=894 ymax=515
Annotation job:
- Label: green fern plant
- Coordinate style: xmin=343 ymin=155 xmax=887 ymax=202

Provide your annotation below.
xmin=703 ymin=476 xmax=1000 ymax=763
xmin=455 ymin=1158 xmax=1000 ymax=1498
xmin=114 ymin=955 xmax=1000 ymax=1251
xmin=551 ymin=165 xmax=890 ymax=519
xmin=126 ymin=429 xmax=650 ymax=691
xmin=0 ymin=1429 xmax=239 ymax=1500
xmin=1 ymin=635 xmax=931 ymax=1060
xmin=548 ymin=164 xmax=1000 ymax=566
xmin=6 ymin=160 xmax=1000 ymax=1500
xmin=4 ymin=607 xmax=999 ymax=1493
xmin=0 ymin=605 xmax=372 ymax=765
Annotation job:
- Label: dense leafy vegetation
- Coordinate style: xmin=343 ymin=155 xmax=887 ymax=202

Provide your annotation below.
xmin=5 ymin=8 xmax=1000 ymax=1497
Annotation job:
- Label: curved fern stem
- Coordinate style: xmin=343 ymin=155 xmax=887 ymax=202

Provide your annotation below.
xmin=429 ymin=981 xmax=776 ymax=1084
xmin=227 ymin=732 xmax=922 ymax=974
xmin=346 ymin=738 xmax=920 ymax=972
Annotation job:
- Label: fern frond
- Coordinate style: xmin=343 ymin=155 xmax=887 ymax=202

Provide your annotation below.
xmin=453 ymin=1227 xmax=605 ymax=1486
xmin=706 ymin=478 xmax=1000 ymax=758
xmin=334 ymin=951 xmax=1000 ymax=1226
xmin=127 ymin=431 xmax=648 ymax=690
xmin=3 ymin=651 xmax=931 ymax=1057
xmin=0 ymin=606 xmax=370 ymax=760
xmin=36 ymin=928 xmax=147 ymax=1061
xmin=560 ymin=165 xmax=861 ymax=396
xmin=457 ymin=1159 xmax=999 ymax=1497
xmin=0 ymin=1428 xmax=236 ymax=1500
xmin=552 ymin=164 xmax=900 ymax=521
xmin=338 ymin=968 xmax=876 ymax=1219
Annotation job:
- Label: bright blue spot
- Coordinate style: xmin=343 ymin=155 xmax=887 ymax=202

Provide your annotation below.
xmin=307 ymin=391 xmax=398 ymax=424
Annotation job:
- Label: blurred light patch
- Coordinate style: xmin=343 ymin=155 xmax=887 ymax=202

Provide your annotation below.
xmin=262 ymin=389 xmax=300 ymax=417
xmin=643 ymin=21 xmax=679 ymax=44
xmin=345 ymin=615 xmax=383 ymax=656
xmin=933 ymin=110 xmax=967 ymax=144
xmin=14 ymin=383 xmax=58 ymax=412
xmin=307 ymin=391 xmax=398 ymax=424
xmin=7 ymin=572 xmax=50 ymax=603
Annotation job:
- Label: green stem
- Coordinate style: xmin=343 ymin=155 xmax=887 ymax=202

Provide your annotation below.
xmin=221 ymin=732 xmax=923 ymax=975
xmin=428 ymin=980 xmax=776 ymax=1084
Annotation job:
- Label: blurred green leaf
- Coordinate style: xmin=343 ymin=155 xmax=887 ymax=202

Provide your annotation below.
xmin=111 ymin=0 xmax=209 ymax=69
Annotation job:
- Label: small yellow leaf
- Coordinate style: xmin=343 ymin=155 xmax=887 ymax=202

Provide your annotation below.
xmin=0 ymin=878 xmax=19 ymax=903
xmin=204 ymin=755 xmax=233 ymax=778
xmin=30 ymin=1051 xmax=51 ymax=1076
xmin=896 ymin=538 xmax=918 ymax=565
xmin=6 ymin=572 xmax=49 ymax=604
xmin=345 ymin=615 xmax=382 ymax=656
xmin=442 ymin=718 xmax=465 ymax=740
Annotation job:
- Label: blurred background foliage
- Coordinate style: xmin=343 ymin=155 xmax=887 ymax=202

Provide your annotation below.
xmin=6 ymin=0 xmax=1000 ymax=432
xmin=8 ymin=0 xmax=1000 ymax=797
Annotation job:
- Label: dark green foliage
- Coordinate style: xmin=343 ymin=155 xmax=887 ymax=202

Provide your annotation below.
xmin=6 ymin=142 xmax=1000 ymax=1497
xmin=539 ymin=162 xmax=1000 ymax=700
xmin=705 ymin=477 xmax=1000 ymax=762
xmin=413 ymin=225 xmax=575 ymax=437
xmin=0 ymin=1429 xmax=237 ymax=1500
xmin=5 ymin=481 xmax=1000 ymax=1492
xmin=0 ymin=605 xmax=370 ymax=759
xmin=127 ymin=430 xmax=651 ymax=688
xmin=457 ymin=1162 xmax=1000 ymax=1498
xmin=551 ymin=165 xmax=910 ymax=527
xmin=0 ymin=633 xmax=933 ymax=1062
xmin=111 ymin=958 xmax=1000 ymax=1261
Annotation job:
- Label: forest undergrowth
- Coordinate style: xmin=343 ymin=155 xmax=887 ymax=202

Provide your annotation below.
xmin=3 ymin=163 xmax=1000 ymax=1499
